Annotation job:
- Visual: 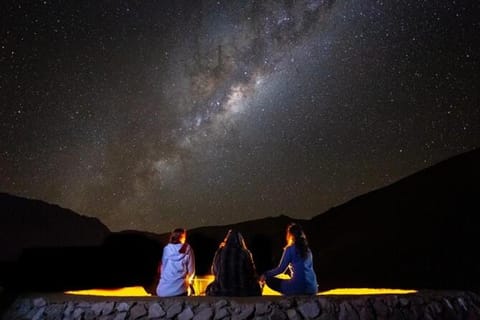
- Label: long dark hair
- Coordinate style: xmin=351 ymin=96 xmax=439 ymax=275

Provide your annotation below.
xmin=169 ymin=228 xmax=186 ymax=244
xmin=287 ymin=223 xmax=310 ymax=259
xmin=220 ymin=229 xmax=248 ymax=250
xmin=170 ymin=228 xmax=190 ymax=254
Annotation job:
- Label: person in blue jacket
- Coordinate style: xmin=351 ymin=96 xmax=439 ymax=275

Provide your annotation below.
xmin=260 ymin=223 xmax=318 ymax=295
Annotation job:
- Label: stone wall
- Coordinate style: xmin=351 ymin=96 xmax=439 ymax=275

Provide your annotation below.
xmin=2 ymin=291 xmax=480 ymax=320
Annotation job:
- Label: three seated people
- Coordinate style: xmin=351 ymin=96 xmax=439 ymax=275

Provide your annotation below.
xmin=156 ymin=223 xmax=318 ymax=297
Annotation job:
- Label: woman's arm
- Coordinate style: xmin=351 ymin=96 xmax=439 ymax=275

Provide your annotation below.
xmin=244 ymin=250 xmax=257 ymax=278
xmin=264 ymin=246 xmax=293 ymax=278
xmin=211 ymin=249 xmax=221 ymax=275
xmin=187 ymin=245 xmax=195 ymax=282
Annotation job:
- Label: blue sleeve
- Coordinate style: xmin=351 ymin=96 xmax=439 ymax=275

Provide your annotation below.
xmin=265 ymin=246 xmax=293 ymax=277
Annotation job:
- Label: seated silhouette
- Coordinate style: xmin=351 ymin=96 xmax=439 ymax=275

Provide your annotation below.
xmin=260 ymin=223 xmax=318 ymax=296
xmin=206 ymin=230 xmax=262 ymax=296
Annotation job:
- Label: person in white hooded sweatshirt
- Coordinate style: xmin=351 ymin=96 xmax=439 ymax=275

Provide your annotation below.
xmin=156 ymin=228 xmax=195 ymax=297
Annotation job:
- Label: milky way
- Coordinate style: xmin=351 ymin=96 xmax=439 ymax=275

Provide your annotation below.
xmin=1 ymin=0 xmax=479 ymax=232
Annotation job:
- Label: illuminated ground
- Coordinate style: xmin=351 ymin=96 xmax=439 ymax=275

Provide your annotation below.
xmin=66 ymin=275 xmax=416 ymax=297
xmin=66 ymin=286 xmax=416 ymax=297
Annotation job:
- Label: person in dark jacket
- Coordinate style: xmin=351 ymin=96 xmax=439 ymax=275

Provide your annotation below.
xmin=206 ymin=229 xmax=262 ymax=296
xmin=260 ymin=223 xmax=318 ymax=296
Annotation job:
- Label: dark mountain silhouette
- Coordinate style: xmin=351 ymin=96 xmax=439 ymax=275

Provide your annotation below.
xmin=0 ymin=193 xmax=110 ymax=262
xmin=306 ymin=147 xmax=480 ymax=291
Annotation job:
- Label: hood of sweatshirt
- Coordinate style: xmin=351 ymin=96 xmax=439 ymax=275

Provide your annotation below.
xmin=163 ymin=243 xmax=190 ymax=261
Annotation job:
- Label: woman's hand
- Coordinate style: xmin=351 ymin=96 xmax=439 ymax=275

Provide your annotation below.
xmin=259 ymin=274 xmax=266 ymax=283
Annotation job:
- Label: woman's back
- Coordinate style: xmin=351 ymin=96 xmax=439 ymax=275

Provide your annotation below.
xmin=213 ymin=247 xmax=260 ymax=296
xmin=206 ymin=230 xmax=261 ymax=296
xmin=284 ymin=245 xmax=317 ymax=294
xmin=156 ymin=228 xmax=195 ymax=297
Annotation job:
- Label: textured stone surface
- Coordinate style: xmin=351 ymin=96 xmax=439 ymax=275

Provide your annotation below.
xmin=214 ymin=299 xmax=228 ymax=310
xmin=148 ymin=302 xmax=165 ymax=318
xmin=167 ymin=301 xmax=184 ymax=318
xmin=214 ymin=307 xmax=229 ymax=320
xmin=92 ymin=302 xmax=106 ymax=316
xmin=103 ymin=301 xmax=115 ymax=315
xmin=116 ymin=302 xmax=130 ymax=312
xmin=193 ymin=307 xmax=213 ymax=320
xmin=33 ymin=297 xmax=47 ymax=308
xmin=113 ymin=312 xmax=127 ymax=320
xmin=297 ymin=301 xmax=320 ymax=319
xmin=178 ymin=306 xmax=195 ymax=320
xmin=4 ymin=291 xmax=480 ymax=320
xmin=233 ymin=304 xmax=254 ymax=320
xmin=31 ymin=306 xmax=45 ymax=320
xmin=129 ymin=303 xmax=147 ymax=320
xmin=255 ymin=302 xmax=271 ymax=315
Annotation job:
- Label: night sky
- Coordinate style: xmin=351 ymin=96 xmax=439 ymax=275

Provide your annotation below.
xmin=1 ymin=0 xmax=479 ymax=232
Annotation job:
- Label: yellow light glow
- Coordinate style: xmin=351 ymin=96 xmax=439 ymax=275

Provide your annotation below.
xmin=262 ymin=274 xmax=416 ymax=296
xmin=319 ymin=288 xmax=417 ymax=295
xmin=65 ymin=286 xmax=151 ymax=297
xmin=65 ymin=275 xmax=416 ymax=297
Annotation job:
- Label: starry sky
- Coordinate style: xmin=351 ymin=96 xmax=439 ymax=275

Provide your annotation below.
xmin=1 ymin=0 xmax=479 ymax=233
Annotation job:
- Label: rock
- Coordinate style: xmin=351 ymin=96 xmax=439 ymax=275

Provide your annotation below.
xmin=33 ymin=297 xmax=47 ymax=307
xmin=24 ymin=307 xmax=39 ymax=320
xmin=197 ymin=302 xmax=211 ymax=312
xmin=167 ymin=301 xmax=184 ymax=318
xmin=389 ymin=309 xmax=405 ymax=320
xmin=32 ymin=306 xmax=46 ymax=320
xmin=298 ymin=301 xmax=320 ymax=319
xmin=117 ymin=302 xmax=130 ymax=312
xmin=78 ymin=301 xmax=91 ymax=308
xmin=103 ymin=302 xmax=116 ymax=315
xmin=430 ymin=301 xmax=443 ymax=314
xmin=233 ymin=305 xmax=254 ymax=320
xmin=279 ymin=299 xmax=293 ymax=309
xmin=113 ymin=312 xmax=127 ymax=320
xmin=443 ymin=298 xmax=454 ymax=310
xmin=44 ymin=303 xmax=64 ymax=320
xmin=318 ymin=298 xmax=337 ymax=315
xmin=338 ymin=302 xmax=359 ymax=320
xmin=373 ymin=299 xmax=388 ymax=318
xmin=84 ymin=308 xmax=98 ymax=320
xmin=214 ymin=307 xmax=229 ymax=320
xmin=215 ymin=300 xmax=228 ymax=310
xmin=229 ymin=301 xmax=240 ymax=314
xmin=286 ymin=309 xmax=299 ymax=320
xmin=255 ymin=302 xmax=272 ymax=315
xmin=178 ymin=306 xmax=194 ymax=320
xmin=398 ymin=298 xmax=409 ymax=307
xmin=129 ymin=303 xmax=147 ymax=320
xmin=92 ymin=302 xmax=106 ymax=316
xmin=358 ymin=306 xmax=375 ymax=320
xmin=318 ymin=313 xmax=337 ymax=320
xmin=64 ymin=302 xmax=75 ymax=317
xmin=269 ymin=308 xmax=287 ymax=320
xmin=15 ymin=299 xmax=33 ymax=316
xmin=148 ymin=302 xmax=165 ymax=318
xmin=457 ymin=297 xmax=468 ymax=311
xmin=73 ymin=307 xmax=85 ymax=320
xmin=193 ymin=307 xmax=213 ymax=320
